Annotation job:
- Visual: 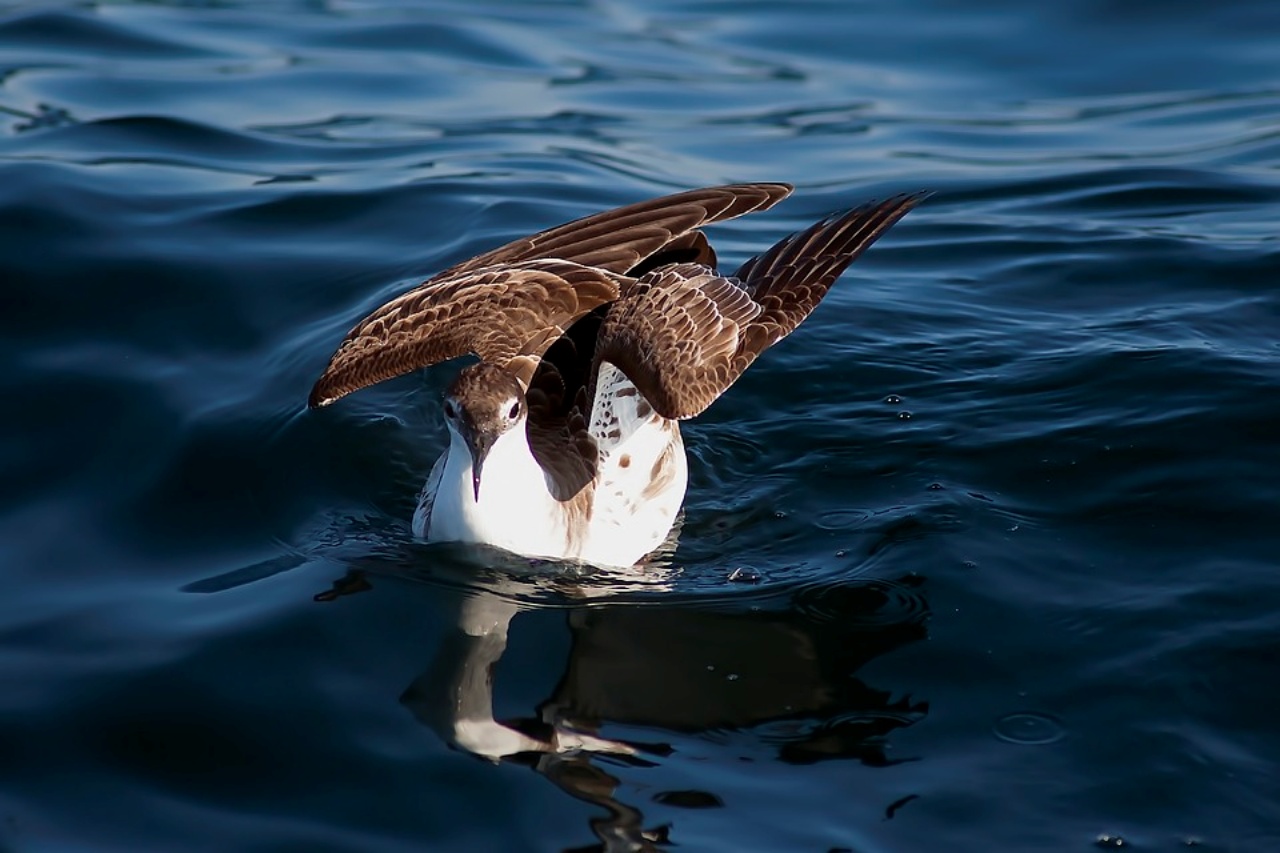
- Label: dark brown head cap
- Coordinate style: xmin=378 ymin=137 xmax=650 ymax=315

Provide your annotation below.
xmin=444 ymin=362 xmax=527 ymax=436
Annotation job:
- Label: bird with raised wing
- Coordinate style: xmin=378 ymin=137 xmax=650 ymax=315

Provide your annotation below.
xmin=310 ymin=183 xmax=926 ymax=567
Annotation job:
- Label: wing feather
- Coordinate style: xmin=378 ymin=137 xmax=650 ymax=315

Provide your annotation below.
xmin=442 ymin=183 xmax=792 ymax=277
xmin=308 ymin=183 xmax=795 ymax=408
xmin=309 ymin=260 xmax=620 ymax=407
xmin=592 ymin=193 xmax=928 ymax=420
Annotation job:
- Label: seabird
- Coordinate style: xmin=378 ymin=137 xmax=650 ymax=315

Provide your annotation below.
xmin=309 ymin=183 xmax=925 ymax=567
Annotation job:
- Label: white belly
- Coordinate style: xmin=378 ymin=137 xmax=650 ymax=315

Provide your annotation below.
xmin=414 ymin=419 xmax=687 ymax=568
xmin=579 ymin=418 xmax=687 ymax=566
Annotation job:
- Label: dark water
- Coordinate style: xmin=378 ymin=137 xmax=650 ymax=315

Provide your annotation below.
xmin=3 ymin=1 xmax=1279 ymax=850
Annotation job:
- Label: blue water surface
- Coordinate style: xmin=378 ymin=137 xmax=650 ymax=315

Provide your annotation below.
xmin=2 ymin=1 xmax=1279 ymax=850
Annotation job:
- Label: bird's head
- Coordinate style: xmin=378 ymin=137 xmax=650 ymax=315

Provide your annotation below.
xmin=442 ymin=362 xmax=528 ymax=502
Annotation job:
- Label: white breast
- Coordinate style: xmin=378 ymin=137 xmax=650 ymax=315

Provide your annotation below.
xmin=415 ymin=416 xmax=687 ymax=568
xmin=417 ymin=425 xmax=569 ymax=559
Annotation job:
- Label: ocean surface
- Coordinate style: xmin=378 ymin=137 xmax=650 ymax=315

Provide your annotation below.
xmin=2 ymin=1 xmax=1279 ymax=850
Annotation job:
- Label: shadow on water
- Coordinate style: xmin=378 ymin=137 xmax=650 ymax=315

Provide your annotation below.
xmin=216 ymin=527 xmax=930 ymax=851
xmin=182 ymin=505 xmax=931 ymax=850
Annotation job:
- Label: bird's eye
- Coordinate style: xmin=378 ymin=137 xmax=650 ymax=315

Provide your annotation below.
xmin=508 ymin=401 xmax=521 ymax=420
xmin=444 ymin=401 xmax=457 ymax=419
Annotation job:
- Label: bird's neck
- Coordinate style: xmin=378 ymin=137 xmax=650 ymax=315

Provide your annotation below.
xmin=428 ymin=422 xmax=569 ymax=557
xmin=447 ymin=423 xmax=548 ymax=514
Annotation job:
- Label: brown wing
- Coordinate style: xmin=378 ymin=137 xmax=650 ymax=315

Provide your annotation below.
xmin=521 ymin=324 xmax=601 ymax=499
xmin=441 ymin=183 xmax=792 ymax=277
xmin=525 ymin=375 xmax=598 ymax=502
xmin=309 ymin=183 xmax=793 ymax=408
xmin=309 ymin=260 xmax=620 ymax=408
xmin=592 ymin=192 xmax=928 ymax=420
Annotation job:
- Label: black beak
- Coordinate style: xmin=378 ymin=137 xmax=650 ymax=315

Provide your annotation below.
xmin=464 ymin=429 xmax=494 ymax=503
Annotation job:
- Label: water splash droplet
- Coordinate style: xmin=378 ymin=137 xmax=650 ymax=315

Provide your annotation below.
xmin=815 ymin=509 xmax=868 ymax=530
xmin=793 ymin=577 xmax=929 ymax=629
xmin=993 ymin=711 xmax=1066 ymax=745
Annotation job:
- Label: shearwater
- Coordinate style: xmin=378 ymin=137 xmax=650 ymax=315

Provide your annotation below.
xmin=309 ymin=183 xmax=926 ymax=567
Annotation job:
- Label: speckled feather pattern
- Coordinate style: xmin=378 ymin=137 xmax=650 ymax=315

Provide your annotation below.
xmin=309 ymin=184 xmax=793 ymax=407
xmin=592 ymin=193 xmax=928 ymax=421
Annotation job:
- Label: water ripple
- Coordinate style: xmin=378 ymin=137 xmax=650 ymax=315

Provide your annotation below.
xmin=3 ymin=0 xmax=1279 ymax=850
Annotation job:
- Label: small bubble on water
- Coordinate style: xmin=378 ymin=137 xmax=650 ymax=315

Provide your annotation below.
xmin=927 ymin=482 xmax=943 ymax=490
xmin=884 ymin=394 xmax=902 ymax=404
xmin=961 ymin=560 xmax=978 ymax=569
xmin=726 ymin=673 xmax=739 ymax=682
xmin=994 ymin=711 xmax=1066 ymax=745
xmin=834 ymin=549 xmax=849 ymax=558
xmin=774 ymin=510 xmax=787 ymax=519
xmin=896 ymin=411 xmax=912 ymax=420
xmin=727 ymin=567 xmax=761 ymax=584
xmin=706 ymin=665 xmax=716 ymax=672
xmin=1094 ymin=834 xmax=1127 ymax=849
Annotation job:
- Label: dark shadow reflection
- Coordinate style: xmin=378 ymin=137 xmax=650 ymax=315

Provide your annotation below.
xmin=197 ymin=517 xmax=928 ymax=849
xmin=329 ymin=563 xmax=931 ymax=852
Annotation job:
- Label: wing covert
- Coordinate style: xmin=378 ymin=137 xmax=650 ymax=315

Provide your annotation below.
xmin=442 ymin=183 xmax=792 ymax=277
xmin=591 ymin=193 xmax=928 ymax=420
xmin=308 ymin=183 xmax=795 ymax=409
xmin=309 ymin=260 xmax=620 ymax=408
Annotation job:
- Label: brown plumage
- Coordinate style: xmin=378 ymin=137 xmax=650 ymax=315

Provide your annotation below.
xmin=307 ymin=183 xmax=926 ymax=565
xmin=308 ymin=183 xmax=791 ymax=408
xmin=437 ymin=183 xmax=788 ymax=279
xmin=309 ymin=185 xmax=925 ymax=417
xmin=591 ymin=193 xmax=927 ymax=419
xmin=307 ymin=260 xmax=622 ymax=407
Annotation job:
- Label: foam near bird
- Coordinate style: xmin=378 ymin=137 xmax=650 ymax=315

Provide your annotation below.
xmin=310 ymin=183 xmax=925 ymax=567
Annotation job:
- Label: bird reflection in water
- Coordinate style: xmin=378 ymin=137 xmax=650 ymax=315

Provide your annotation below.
xmin=316 ymin=557 xmax=930 ymax=851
